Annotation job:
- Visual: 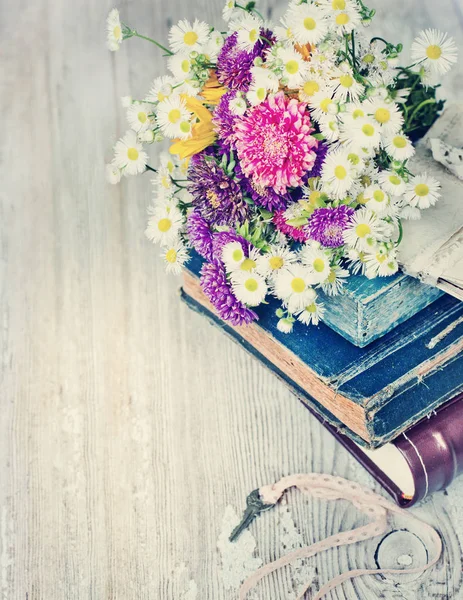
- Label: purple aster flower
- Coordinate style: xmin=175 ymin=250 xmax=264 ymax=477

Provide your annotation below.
xmin=216 ymin=30 xmax=274 ymax=92
xmin=304 ymin=142 xmax=329 ymax=180
xmin=200 ymin=261 xmax=258 ymax=326
xmin=307 ymin=205 xmax=355 ymax=248
xmin=187 ymin=210 xmax=214 ymax=261
xmin=213 ymin=91 xmax=239 ymax=149
xmin=188 ymin=152 xmax=249 ymax=227
xmin=235 ymin=162 xmax=289 ymax=212
xmin=211 ymin=230 xmax=250 ymax=265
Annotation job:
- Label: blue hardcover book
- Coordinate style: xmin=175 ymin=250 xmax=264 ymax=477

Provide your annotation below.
xmin=182 ymin=255 xmax=463 ymax=449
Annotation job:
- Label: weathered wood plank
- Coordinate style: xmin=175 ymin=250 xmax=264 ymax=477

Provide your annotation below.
xmin=0 ymin=0 xmax=462 ymax=599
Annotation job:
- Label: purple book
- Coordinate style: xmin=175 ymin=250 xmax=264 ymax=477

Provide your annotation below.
xmin=317 ymin=393 xmax=463 ymax=506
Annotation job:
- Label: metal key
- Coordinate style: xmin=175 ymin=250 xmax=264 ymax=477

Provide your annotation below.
xmin=229 ymin=489 xmax=275 ymax=542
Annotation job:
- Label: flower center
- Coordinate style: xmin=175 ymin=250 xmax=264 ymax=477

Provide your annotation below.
xmin=362 ymin=53 xmax=375 ymax=64
xmin=138 ymin=111 xmax=147 ymax=123
xmin=352 ymin=109 xmax=364 ymax=119
xmin=306 ymin=303 xmax=317 ymax=313
xmin=376 ymin=253 xmax=387 ymax=263
xmin=241 ymin=258 xmax=256 ymax=271
xmin=245 ymin=278 xmax=258 ymax=292
xmin=332 ymin=0 xmax=346 ymax=8
xmin=249 ymin=28 xmax=258 ymax=42
xmin=320 ymin=98 xmax=332 ymax=113
xmin=256 ymin=87 xmax=266 ymax=100
xmin=360 ymin=175 xmax=371 ymax=187
xmin=166 ymin=249 xmax=177 ymax=263
xmin=181 ymin=59 xmax=190 ymax=73
xmin=362 ymin=123 xmax=375 ymax=137
xmin=127 ymin=147 xmax=139 ymax=161
xmin=336 ymin=13 xmax=350 ymax=25
xmin=303 ymin=80 xmax=320 ymax=96
xmin=206 ymin=189 xmax=220 ymax=208
xmin=328 ymin=269 xmax=337 ymax=283
xmin=348 ymin=153 xmax=360 ymax=165
xmin=426 ymin=45 xmax=442 ymax=60
xmin=291 ymin=277 xmax=306 ymax=293
xmin=184 ymin=31 xmax=198 ymax=46
xmin=180 ymin=121 xmax=191 ymax=133
xmin=373 ymin=190 xmax=385 ymax=202
xmin=232 ymin=248 xmax=244 ymax=262
xmin=389 ymin=175 xmax=401 ymax=185
xmin=313 ymin=258 xmax=325 ymax=272
xmin=393 ymin=136 xmax=407 ymax=148
xmin=340 ymin=74 xmax=353 ymax=88
xmin=334 ymin=165 xmax=347 ymax=180
xmin=113 ymin=25 xmax=121 ymax=40
xmin=415 ymin=183 xmax=430 ymax=197
xmin=285 ymin=60 xmax=299 ymax=75
xmin=303 ymin=17 xmax=317 ymax=30
xmin=168 ymin=109 xmax=181 ymax=123
xmin=158 ymin=218 xmax=172 ymax=232
xmin=269 ymin=256 xmax=284 ymax=270
xmin=161 ymin=175 xmax=170 ymax=189
xmin=375 ymin=108 xmax=390 ymax=124
xmin=356 ymin=223 xmax=371 ymax=238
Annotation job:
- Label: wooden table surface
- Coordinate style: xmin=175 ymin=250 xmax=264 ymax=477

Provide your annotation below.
xmin=1 ymin=0 xmax=463 ymax=598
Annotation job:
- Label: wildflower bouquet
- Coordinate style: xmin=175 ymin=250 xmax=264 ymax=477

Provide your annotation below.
xmin=106 ymin=1 xmax=458 ymax=334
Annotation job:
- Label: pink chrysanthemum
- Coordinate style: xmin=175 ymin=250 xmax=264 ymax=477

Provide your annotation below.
xmin=234 ymin=92 xmax=318 ymax=194
xmin=273 ymin=210 xmax=310 ymax=243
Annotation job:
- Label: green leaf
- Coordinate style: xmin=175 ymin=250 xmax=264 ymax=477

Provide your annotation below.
xmin=287 ymin=217 xmax=308 ymax=227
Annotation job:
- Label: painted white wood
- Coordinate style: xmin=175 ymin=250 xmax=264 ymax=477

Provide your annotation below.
xmin=0 ymin=0 xmax=462 ymax=598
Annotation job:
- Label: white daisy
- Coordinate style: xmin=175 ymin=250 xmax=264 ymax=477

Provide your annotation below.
xmin=247 ymin=84 xmax=268 ymax=105
xmin=299 ymin=75 xmax=325 ymax=102
xmin=168 ymin=54 xmax=194 ymax=81
xmin=256 ymin=245 xmax=297 ymax=279
xmin=327 ymin=4 xmax=361 ymax=35
xmin=321 ymin=148 xmax=356 ymax=199
xmin=274 ymin=265 xmax=317 ymax=313
xmin=228 ymin=94 xmax=247 ymax=115
xmin=235 ymin=247 xmax=261 ymax=273
xmin=156 ymin=96 xmax=193 ymax=139
xmin=145 ymin=75 xmax=176 ymax=103
xmin=105 ymin=162 xmax=122 ymax=185
xmin=318 ymin=114 xmax=341 ymax=142
xmin=250 ymin=66 xmax=280 ymax=92
xmin=346 ymin=248 xmax=368 ymax=275
xmin=161 ymin=240 xmax=190 ymax=275
xmin=234 ymin=15 xmax=262 ymax=51
xmin=299 ymin=244 xmax=332 ymax=283
xmin=296 ymin=299 xmax=326 ymax=326
xmin=383 ymin=134 xmax=415 ymax=161
xmin=222 ymin=241 xmax=246 ymax=272
xmin=347 ymin=117 xmax=382 ymax=151
xmin=284 ymin=3 xmax=328 ymax=46
xmin=309 ymin=89 xmax=338 ymax=123
xmin=113 ymin=130 xmax=148 ymax=176
xmin=223 ymin=0 xmax=238 ymax=22
xmin=126 ymin=102 xmax=154 ymax=133
xmin=277 ymin=46 xmax=309 ymax=88
xmin=202 ymin=31 xmax=225 ymax=60
xmin=106 ymin=9 xmax=123 ymax=51
xmin=319 ymin=264 xmax=349 ymax=296
xmin=343 ymin=208 xmax=385 ymax=251
xmin=411 ymin=29 xmax=458 ymax=76
xmin=364 ymin=249 xmax=398 ymax=278
xmin=378 ymin=171 xmax=407 ymax=196
xmin=169 ymin=19 xmax=210 ymax=53
xmin=332 ymin=66 xmax=364 ymax=103
xmin=404 ymin=174 xmax=441 ymax=209
xmin=277 ymin=317 xmax=295 ymax=334
xmin=365 ymin=99 xmax=404 ymax=136
xmin=145 ymin=205 xmax=184 ymax=245
xmin=364 ymin=185 xmax=391 ymax=215
xmin=231 ymin=271 xmax=268 ymax=307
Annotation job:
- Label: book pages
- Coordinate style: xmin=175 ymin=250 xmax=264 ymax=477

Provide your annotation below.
xmin=397 ymin=105 xmax=463 ymax=300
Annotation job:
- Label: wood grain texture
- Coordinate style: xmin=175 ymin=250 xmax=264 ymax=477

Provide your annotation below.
xmin=0 ymin=0 xmax=462 ymax=599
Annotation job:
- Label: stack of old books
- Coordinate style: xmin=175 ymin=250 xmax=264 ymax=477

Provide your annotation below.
xmin=181 ymin=107 xmax=463 ymax=507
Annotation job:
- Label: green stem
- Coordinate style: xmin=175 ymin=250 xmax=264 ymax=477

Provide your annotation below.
xmin=395 ymin=219 xmax=403 ymax=247
xmin=406 ymin=98 xmax=436 ymax=128
xmin=370 ymin=36 xmax=389 ymax=46
xmin=131 ymin=30 xmax=173 ymax=55
xmin=351 ymin=31 xmax=357 ymax=70
xmin=145 ymin=164 xmax=157 ymax=173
